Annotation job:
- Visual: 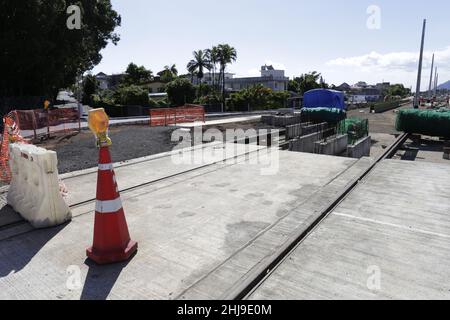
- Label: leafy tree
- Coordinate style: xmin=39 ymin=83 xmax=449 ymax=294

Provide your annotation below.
xmin=229 ymin=85 xmax=288 ymax=111
xmin=216 ymin=44 xmax=237 ymax=106
xmin=319 ymin=76 xmax=329 ymax=89
xmin=166 ymin=78 xmax=196 ymax=106
xmin=288 ymin=80 xmax=300 ymax=93
xmin=387 ymin=84 xmax=410 ymax=98
xmin=196 ymin=83 xmax=213 ymax=99
xmin=0 ymin=0 xmax=121 ymax=100
xmin=113 ymin=85 xmax=149 ymax=106
xmin=82 ymin=74 xmax=99 ymax=105
xmin=187 ymin=50 xmax=211 ymax=84
xmin=123 ymin=63 xmax=153 ymax=85
xmin=268 ymin=91 xmax=290 ymax=109
xmin=195 ymin=94 xmax=222 ymax=105
xmin=157 ymin=64 xmax=178 ymax=83
xmin=288 ymin=72 xmax=325 ymax=95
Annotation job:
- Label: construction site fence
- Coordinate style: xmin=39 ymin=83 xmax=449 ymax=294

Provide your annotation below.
xmin=150 ymin=105 xmax=205 ymax=127
xmin=0 ymin=107 xmax=81 ymax=182
xmin=9 ymin=108 xmax=81 ymax=139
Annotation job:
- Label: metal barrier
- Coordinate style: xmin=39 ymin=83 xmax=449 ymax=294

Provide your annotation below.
xmin=150 ymin=105 xmax=205 ymax=127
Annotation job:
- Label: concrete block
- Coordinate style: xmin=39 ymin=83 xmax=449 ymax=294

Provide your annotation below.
xmin=286 ymin=122 xmax=329 ymax=140
xmin=261 ymin=115 xmax=273 ymax=126
xmin=286 ymin=124 xmax=302 ymax=139
xmin=444 ymin=147 xmax=450 ymax=160
xmin=301 ymin=122 xmax=328 ymax=136
xmin=347 ymin=136 xmax=371 ymax=159
xmin=271 ymin=115 xmax=302 ymax=127
xmin=289 ymin=132 xmax=322 ymax=153
xmin=314 ymin=134 xmax=348 ymax=156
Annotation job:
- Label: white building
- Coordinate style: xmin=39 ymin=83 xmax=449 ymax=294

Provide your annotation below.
xmin=225 ymin=65 xmax=289 ymax=92
xmin=192 ymin=72 xmax=234 ymax=86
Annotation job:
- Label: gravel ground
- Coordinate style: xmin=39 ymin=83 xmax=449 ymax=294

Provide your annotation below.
xmin=35 ymin=120 xmax=274 ymax=174
xmin=35 ymin=125 xmax=179 ymax=174
xmin=201 ymin=120 xmax=278 ymax=133
xmin=346 ymin=105 xmax=412 ymax=160
xmin=347 ymin=104 xmax=412 ymax=135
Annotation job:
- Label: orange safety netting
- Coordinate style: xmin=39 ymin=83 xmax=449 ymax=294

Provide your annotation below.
xmin=13 ymin=107 xmax=81 ymax=138
xmin=150 ymin=105 xmax=205 ymax=127
xmin=0 ymin=112 xmax=29 ymax=182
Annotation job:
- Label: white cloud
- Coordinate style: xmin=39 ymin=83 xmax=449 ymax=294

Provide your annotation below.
xmin=327 ymin=46 xmax=450 ymax=73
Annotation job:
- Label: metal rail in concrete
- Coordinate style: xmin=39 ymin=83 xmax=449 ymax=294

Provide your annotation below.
xmin=0 ymin=142 xmax=266 ymax=239
xmin=225 ymin=133 xmax=410 ymax=300
xmin=0 ymin=128 xmax=288 ymax=238
xmin=0 ymin=150 xmax=362 ymax=299
xmin=248 ymin=158 xmax=450 ymax=299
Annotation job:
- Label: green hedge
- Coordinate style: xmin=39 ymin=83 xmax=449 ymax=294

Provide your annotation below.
xmin=372 ymin=99 xmax=409 ymax=113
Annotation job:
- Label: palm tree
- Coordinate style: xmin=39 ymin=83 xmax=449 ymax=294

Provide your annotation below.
xmin=216 ymin=44 xmax=237 ymax=110
xmin=205 ymin=46 xmax=219 ymax=89
xmin=158 ymin=64 xmax=178 ymax=82
xmin=167 ymin=64 xmax=178 ymax=76
xmin=187 ymin=50 xmax=211 ymax=85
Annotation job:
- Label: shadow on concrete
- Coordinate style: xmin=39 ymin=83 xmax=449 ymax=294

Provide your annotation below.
xmin=0 ymin=222 xmax=69 ymax=278
xmin=400 ymin=148 xmax=419 ymax=161
xmin=0 ymin=204 xmax=23 ymax=228
xmin=80 ymin=254 xmax=135 ymax=300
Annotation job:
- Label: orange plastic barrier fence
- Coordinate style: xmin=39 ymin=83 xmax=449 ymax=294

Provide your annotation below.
xmin=0 ymin=112 xmax=28 ymax=182
xmin=0 ymin=122 xmax=11 ymax=182
xmin=150 ymin=105 xmax=205 ymax=127
xmin=13 ymin=107 xmax=81 ymax=138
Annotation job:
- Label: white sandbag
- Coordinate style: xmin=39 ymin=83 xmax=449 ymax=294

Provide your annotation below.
xmin=7 ymin=143 xmax=72 ymax=228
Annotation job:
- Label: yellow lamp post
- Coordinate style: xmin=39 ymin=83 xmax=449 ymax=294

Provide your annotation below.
xmin=88 ymin=108 xmax=112 ymax=147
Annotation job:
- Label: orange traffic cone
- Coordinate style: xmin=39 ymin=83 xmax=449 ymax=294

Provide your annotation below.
xmin=86 ymin=146 xmax=138 ymax=264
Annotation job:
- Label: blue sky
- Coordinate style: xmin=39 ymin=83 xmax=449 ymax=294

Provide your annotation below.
xmin=92 ymin=0 xmax=450 ymax=89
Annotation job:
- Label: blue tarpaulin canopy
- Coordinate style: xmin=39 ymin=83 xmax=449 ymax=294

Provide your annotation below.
xmin=303 ymin=89 xmax=346 ymax=110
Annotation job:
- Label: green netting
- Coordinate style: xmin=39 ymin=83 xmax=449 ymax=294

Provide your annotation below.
xmin=301 ymin=107 xmax=347 ymax=124
xmin=337 ymin=118 xmax=369 ymax=145
xmin=395 ymin=108 xmax=450 ymax=138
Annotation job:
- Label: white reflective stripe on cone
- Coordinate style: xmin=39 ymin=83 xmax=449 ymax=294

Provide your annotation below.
xmin=98 ymin=163 xmax=113 ymax=171
xmin=96 ymin=198 xmax=123 ymax=213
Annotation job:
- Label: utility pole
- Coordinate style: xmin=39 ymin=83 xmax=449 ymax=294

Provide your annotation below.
xmin=434 ymin=71 xmax=438 ymax=97
xmin=433 ymin=67 xmax=438 ymax=96
xmin=428 ymin=53 xmax=434 ymax=99
xmin=414 ymin=19 xmax=427 ymax=109
xmin=437 ymin=73 xmax=439 ymax=94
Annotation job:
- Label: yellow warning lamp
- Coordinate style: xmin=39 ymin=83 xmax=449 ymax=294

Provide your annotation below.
xmin=44 ymin=100 xmax=50 ymax=110
xmin=88 ymin=108 xmax=112 ymax=147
